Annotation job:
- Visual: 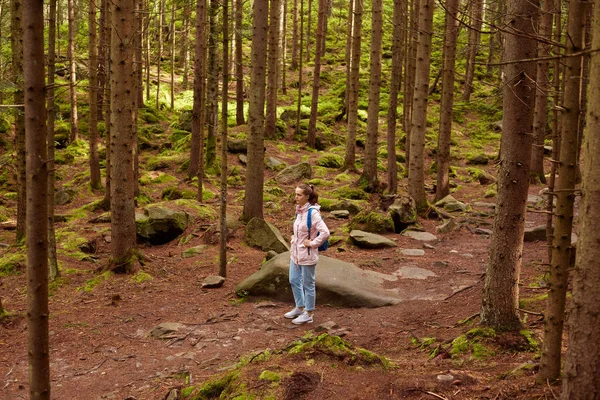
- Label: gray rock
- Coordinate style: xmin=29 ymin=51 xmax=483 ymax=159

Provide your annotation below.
xmin=402 ymin=230 xmax=438 ymax=241
xmin=527 ymin=194 xmax=544 ymax=205
xmin=423 ymin=243 xmax=435 ymax=250
xmin=136 ymin=206 xmax=189 ymax=245
xmin=349 ymin=230 xmax=397 ymax=249
xmin=275 ymin=162 xmax=312 ymax=184
xmin=432 ymin=261 xmax=448 ymax=268
xmin=245 ymin=217 xmax=290 ymax=253
xmin=55 ymin=188 xmax=76 ymax=206
xmin=314 ymin=321 xmax=339 ymax=333
xmin=235 ymin=252 xmax=403 ymax=307
xmin=436 ymin=218 xmax=458 ymax=234
xmin=148 ymin=322 xmax=185 ymax=338
xmin=182 ymin=245 xmax=207 ymax=258
xmin=327 ymin=199 xmax=364 ymax=215
xmin=265 ymin=250 xmax=278 ymax=260
xmin=226 ymin=214 xmax=243 ymax=232
xmin=177 ymin=110 xmax=193 ymax=131
xmin=492 ymin=120 xmax=503 ymax=131
xmin=437 ymin=374 xmax=454 ymax=382
xmin=202 ymin=275 xmax=225 ymax=288
xmin=399 ymin=249 xmax=425 ymax=257
xmin=238 ymin=154 xmax=247 ymax=166
xmin=331 ymin=210 xmax=350 ymax=219
xmin=227 ymin=138 xmax=248 ymax=154
xmin=393 ymin=266 xmax=436 ymax=280
xmin=477 ymin=171 xmax=496 ymax=185
xmin=389 ymin=195 xmax=417 ymax=227
xmin=89 ymin=212 xmax=112 ymax=223
xmin=461 ymin=253 xmax=474 ymax=258
xmin=524 ymin=225 xmax=547 ymax=242
xmin=473 ymin=201 xmax=496 ymax=210
xmin=265 ymin=157 xmax=285 ymax=171
xmin=435 ymin=195 xmax=468 ymax=212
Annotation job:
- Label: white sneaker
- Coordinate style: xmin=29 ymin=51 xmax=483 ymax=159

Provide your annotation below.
xmin=292 ymin=311 xmax=313 ymax=325
xmin=284 ymin=307 xmax=304 ymax=319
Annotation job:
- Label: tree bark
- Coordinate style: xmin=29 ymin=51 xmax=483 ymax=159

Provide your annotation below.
xmin=480 ymin=0 xmax=538 ymax=330
xmin=402 ymin=0 xmax=420 ymax=143
xmin=462 ymin=0 xmax=483 ymax=102
xmin=11 ymin=0 xmax=26 ymax=243
xmin=205 ymin=0 xmax=219 ymax=169
xmin=98 ymin=0 xmax=107 ymax=119
xmin=68 ymin=0 xmax=79 ymax=142
xmin=181 ymin=3 xmax=191 ymax=90
xmin=408 ymin=0 xmax=434 ymax=212
xmin=306 ymin=0 xmax=312 ymax=61
xmin=189 ymin=0 xmax=207 ymax=183
xmin=242 ymin=0 xmax=269 ymax=221
xmin=89 ymin=0 xmax=102 ymax=190
xmin=537 ymin=0 xmax=587 ymax=384
xmin=294 ymin=0 xmax=305 ymax=136
xmin=307 ymin=0 xmax=327 ymax=148
xmin=23 ymin=0 xmax=50 ymax=395
xmin=156 ymin=0 xmax=164 ymax=109
xmin=530 ymin=0 xmax=553 ymax=184
xmin=109 ymin=0 xmax=138 ymax=273
xmin=266 ymin=0 xmax=282 ymax=139
xmin=561 ymin=3 xmax=600 ymax=395
xmin=343 ymin=0 xmax=362 ymax=171
xmin=435 ymin=0 xmax=458 ymax=202
xmin=219 ymin=0 xmax=229 ymax=278
xmin=343 ymin=0 xmax=354 ymax=123
xmin=234 ymin=0 xmax=244 ymax=125
xmin=281 ymin=0 xmax=287 ymax=94
xmin=102 ymin=0 xmax=112 ymax=210
xmin=386 ymin=0 xmax=404 ymax=194
xmin=170 ymin=0 xmax=175 ymax=110
xmin=291 ymin=0 xmax=299 ymax=69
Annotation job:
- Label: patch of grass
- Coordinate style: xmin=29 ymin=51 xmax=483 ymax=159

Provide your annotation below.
xmin=316 ymin=153 xmax=344 ymax=168
xmin=520 ymin=330 xmax=540 ymax=352
xmin=78 ymin=271 xmax=113 ymax=292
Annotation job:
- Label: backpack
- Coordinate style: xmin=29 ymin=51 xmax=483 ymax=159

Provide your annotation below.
xmin=306 ymin=208 xmax=329 ymax=251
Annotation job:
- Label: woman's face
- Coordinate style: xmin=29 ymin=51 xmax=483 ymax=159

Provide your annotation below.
xmin=295 ymin=187 xmax=309 ymax=206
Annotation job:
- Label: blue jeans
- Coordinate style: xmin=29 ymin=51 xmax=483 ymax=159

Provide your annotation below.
xmin=289 ymin=260 xmax=316 ymax=312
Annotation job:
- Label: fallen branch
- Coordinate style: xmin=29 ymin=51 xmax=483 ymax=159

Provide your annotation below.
xmin=74 ymin=358 xmax=107 ymax=376
xmin=455 ymin=313 xmax=480 ymax=326
xmin=517 ymin=308 xmax=544 ymax=317
xmin=444 ymin=280 xmax=481 ymax=301
xmin=404 ymin=388 xmax=449 ymax=400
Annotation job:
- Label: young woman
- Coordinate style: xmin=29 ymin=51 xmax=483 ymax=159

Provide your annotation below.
xmin=285 ymin=184 xmax=330 ymax=324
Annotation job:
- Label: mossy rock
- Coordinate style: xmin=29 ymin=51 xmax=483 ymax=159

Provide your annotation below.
xmin=161 ymin=187 xmax=184 ymax=200
xmin=332 ymin=185 xmax=369 ymax=200
xmin=316 ymin=153 xmax=344 ymax=168
xmin=139 ymin=108 xmax=160 ymax=123
xmin=0 ymin=252 xmax=26 ymax=277
xmin=349 ymin=210 xmax=394 ymax=234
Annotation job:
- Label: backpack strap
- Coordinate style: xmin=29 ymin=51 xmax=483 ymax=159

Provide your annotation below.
xmin=306 ymin=208 xmax=313 ymax=232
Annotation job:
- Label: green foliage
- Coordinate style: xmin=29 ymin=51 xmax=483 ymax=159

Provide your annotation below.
xmin=0 ymin=252 xmax=26 ymax=276
xmin=173 ymin=199 xmax=217 ymax=220
xmin=520 ymin=330 xmax=540 ymax=352
xmin=316 ymin=153 xmax=344 ymax=168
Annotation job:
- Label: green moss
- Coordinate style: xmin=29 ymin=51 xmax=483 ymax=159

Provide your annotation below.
xmin=484 ymin=188 xmax=497 ymax=198
xmin=472 ymin=343 xmax=495 ymax=359
xmin=185 ymin=371 xmax=240 ymax=400
xmin=173 ymin=199 xmax=217 ymax=220
xmin=349 ymin=210 xmax=394 ymax=233
xmin=520 ymin=330 xmax=540 ymax=352
xmin=334 ymin=173 xmax=353 ymax=183
xmin=162 ymin=186 xmax=184 ymax=200
xmin=316 ymin=153 xmax=344 ymax=168
xmin=332 ymin=185 xmax=369 ymax=200
xmin=130 ymin=271 xmax=153 ymax=283
xmin=139 ymin=172 xmax=177 ymax=186
xmin=519 ymin=293 xmax=548 ymax=308
xmin=0 ymin=252 xmax=26 ymax=276
xmin=78 ymin=271 xmax=113 ymax=292
xmin=450 ymin=335 xmax=469 ymax=355
xmin=466 ymin=327 xmax=496 ymax=339
xmin=258 ymin=370 xmax=280 ymax=382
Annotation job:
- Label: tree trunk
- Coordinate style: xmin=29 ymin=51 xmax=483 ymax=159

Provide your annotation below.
xmin=281 ymin=0 xmax=287 ymax=94
xmin=537 ymin=0 xmax=587 ymax=384
xmin=307 ymin=0 xmax=326 ymax=148
xmin=343 ymin=0 xmax=362 ymax=171
xmin=306 ymin=0 xmax=312 ymax=61
xmin=480 ymin=0 xmax=538 ymax=330
xmin=170 ymin=0 xmax=175 ymax=110
xmin=205 ymin=0 xmax=219 ymax=170
xmin=343 ymin=0 xmax=354 ymax=123
xmin=219 ymin=0 xmax=229 ymax=277
xmin=23 ymin=0 xmax=50 ymax=395
xmin=89 ymin=0 xmax=101 ymax=190
xmin=109 ymin=0 xmax=138 ymax=273
xmin=190 ymin=0 xmax=207 ymax=191
xmin=136 ymin=0 xmax=144 ymax=106
xmin=434 ymin=0 xmax=458 ymax=202
xmin=68 ymin=0 xmax=79 ymax=142
xmin=145 ymin=0 xmax=151 ymax=102
xmin=102 ymin=0 xmax=112 ymax=210
xmin=47 ymin=0 xmax=59 ymax=281
xmin=402 ymin=0 xmax=420 ymax=144
xmin=408 ymin=0 xmax=434 ymax=212
xmin=291 ymin=0 xmax=299 ymax=69
xmin=156 ymin=0 xmax=164 ymax=109
xmin=530 ymin=0 xmax=553 ymax=184
xmin=234 ymin=0 xmax=244 ymax=125
xmin=462 ymin=0 xmax=483 ymax=102
xmin=266 ymin=0 xmax=282 ymax=139
xmin=98 ymin=0 xmax=107 ymax=120
xmin=242 ymin=0 xmax=268 ymax=221
xmin=386 ymin=0 xmax=404 ymax=194
xmin=294 ymin=0 xmax=305 ymax=136
xmin=485 ymin=0 xmax=500 ymax=79
xmin=561 ymin=3 xmax=600 ymax=395
xmin=181 ymin=3 xmax=191 ymax=90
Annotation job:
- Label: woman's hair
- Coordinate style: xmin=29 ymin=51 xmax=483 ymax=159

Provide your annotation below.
xmin=297 ymin=183 xmax=319 ymax=205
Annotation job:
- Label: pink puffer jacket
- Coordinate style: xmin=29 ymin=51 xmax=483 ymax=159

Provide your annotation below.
xmin=290 ymin=203 xmax=330 ymax=266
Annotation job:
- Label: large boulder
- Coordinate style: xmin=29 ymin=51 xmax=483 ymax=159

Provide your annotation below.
xmin=176 ymin=110 xmax=193 ymax=132
xmin=435 ymin=195 xmax=468 ymax=212
xmin=388 ymin=195 xmax=417 ymax=232
xmin=349 ymin=230 xmax=397 ymax=249
xmin=136 ymin=206 xmax=189 ymax=245
xmin=275 ymin=162 xmax=312 ymax=184
xmin=55 ymin=188 xmax=76 ymax=206
xmin=245 ymin=218 xmax=290 ymax=253
xmin=235 ymin=252 xmax=402 ymax=307
xmin=227 ymin=138 xmax=248 ymax=154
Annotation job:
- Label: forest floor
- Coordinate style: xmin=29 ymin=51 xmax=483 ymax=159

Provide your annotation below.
xmin=0 ymin=122 xmax=562 ymax=400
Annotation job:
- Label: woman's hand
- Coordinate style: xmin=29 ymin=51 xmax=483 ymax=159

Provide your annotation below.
xmin=303 ymin=239 xmax=312 ymax=248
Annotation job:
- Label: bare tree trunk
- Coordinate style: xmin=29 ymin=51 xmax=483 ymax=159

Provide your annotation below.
xmin=234 ymin=0 xmax=244 ymax=125
xmin=97 ymin=0 xmax=107 ymax=120
xmin=145 ymin=0 xmax=151 ymax=102
xmin=170 ymin=0 xmax=175 ymax=110
xmin=219 ymin=0 xmax=229 ymax=277
xmin=156 ymin=0 xmax=164 ymax=109
xmin=530 ymin=0 xmax=553 ymax=184
xmin=205 ymin=0 xmax=219 ymax=169
xmin=537 ymin=0 xmax=587 ymax=384
xmin=386 ymin=0 xmax=404 ymax=194
xmin=109 ymin=0 xmax=138 ymax=273
xmin=343 ymin=0 xmax=362 ymax=171
xmin=306 ymin=0 xmax=312 ymax=61
xmin=462 ymin=0 xmax=482 ymax=102
xmin=402 ymin=0 xmax=419 ymax=147
xmin=0 ymin=3 xmax=4 ymax=105
xmin=181 ymin=3 xmax=191 ymax=90
xmin=191 ymin=0 xmax=207 ymax=195
xmin=68 ymin=0 xmax=79 ymax=142
xmin=242 ymin=0 xmax=269 ymax=221
xmin=89 ymin=0 xmax=102 ymax=190
xmin=294 ymin=0 xmax=304 ymax=136
xmin=291 ymin=0 xmax=299 ymax=69
xmin=435 ymin=0 xmax=459 ymax=202
xmin=485 ymin=0 xmax=500 ymax=79
xmin=266 ymin=0 xmax=282 ymax=139
xmin=307 ymin=0 xmax=326 ymax=148
xmin=343 ymin=0 xmax=354 ymax=122
xmin=408 ymin=0 xmax=434 ymax=212
xmin=481 ymin=0 xmax=538 ymax=330
xmin=135 ymin=0 xmax=144 ymax=106
xmin=561 ymin=3 xmax=600 ymax=394
xmin=47 ymin=0 xmax=59 ymax=281
xmin=102 ymin=0 xmax=112 ymax=210
xmin=281 ymin=0 xmax=287 ymax=94
xmin=23 ymin=0 xmax=50 ymax=395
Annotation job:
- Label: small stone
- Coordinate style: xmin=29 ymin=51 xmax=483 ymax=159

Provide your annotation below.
xmin=402 ymin=230 xmax=438 ymax=242
xmin=331 ymin=210 xmax=350 ymax=219
xmin=315 ymin=321 xmax=339 ymax=333
xmin=238 ymin=154 xmax=247 ymax=165
xmin=422 ymin=243 xmax=435 ymax=250
xmin=399 ymin=249 xmax=425 ymax=257
xmin=336 ymin=247 xmax=346 ymax=252
xmin=436 ymin=219 xmax=458 ymax=234
xmin=432 ymin=261 xmax=448 ymax=268
xmin=329 ymin=328 xmax=349 ymax=337
xmin=461 ymin=253 xmax=474 ymax=258
xmin=253 ymin=301 xmax=277 ymax=308
xmin=202 ymin=275 xmax=225 ymax=288
xmin=148 ymin=322 xmax=185 ymax=338
xmin=437 ymin=374 xmax=454 ymax=382
xmin=449 ymin=250 xmax=458 ymax=254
